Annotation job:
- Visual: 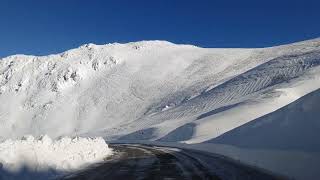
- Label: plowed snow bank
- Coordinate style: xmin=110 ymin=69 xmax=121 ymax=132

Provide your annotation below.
xmin=0 ymin=135 xmax=112 ymax=173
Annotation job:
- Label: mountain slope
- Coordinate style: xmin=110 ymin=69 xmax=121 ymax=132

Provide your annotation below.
xmin=0 ymin=39 xmax=320 ymax=141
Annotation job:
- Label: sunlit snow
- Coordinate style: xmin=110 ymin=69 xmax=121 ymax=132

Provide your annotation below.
xmin=0 ymin=135 xmax=112 ymax=178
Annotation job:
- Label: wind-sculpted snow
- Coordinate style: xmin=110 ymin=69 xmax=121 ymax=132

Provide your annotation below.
xmin=210 ymin=88 xmax=320 ymax=152
xmin=142 ymin=50 xmax=320 ymax=122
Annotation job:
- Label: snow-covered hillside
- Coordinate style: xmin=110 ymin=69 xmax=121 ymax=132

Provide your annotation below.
xmin=0 ymin=39 xmax=319 ymax=141
xmin=0 ymin=38 xmax=320 ymax=179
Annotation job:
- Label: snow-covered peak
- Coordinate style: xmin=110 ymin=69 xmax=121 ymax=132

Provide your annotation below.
xmin=2 ymin=38 xmax=320 ymax=62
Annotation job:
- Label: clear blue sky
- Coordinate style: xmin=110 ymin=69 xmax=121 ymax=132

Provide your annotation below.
xmin=0 ymin=0 xmax=319 ymax=57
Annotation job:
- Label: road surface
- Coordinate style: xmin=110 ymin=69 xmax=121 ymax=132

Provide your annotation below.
xmin=62 ymin=144 xmax=284 ymax=180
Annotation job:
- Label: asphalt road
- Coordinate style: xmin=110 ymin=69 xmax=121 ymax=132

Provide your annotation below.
xmin=61 ymin=144 xmax=283 ymax=180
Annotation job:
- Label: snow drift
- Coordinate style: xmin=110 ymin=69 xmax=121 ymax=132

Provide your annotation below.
xmin=202 ymin=86 xmax=320 ymax=180
xmin=211 ymin=88 xmax=320 ymax=152
xmin=0 ymin=135 xmax=112 ymax=179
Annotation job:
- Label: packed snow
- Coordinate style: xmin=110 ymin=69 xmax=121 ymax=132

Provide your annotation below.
xmin=0 ymin=135 xmax=112 ymax=179
xmin=0 ymin=38 xmax=320 ymax=179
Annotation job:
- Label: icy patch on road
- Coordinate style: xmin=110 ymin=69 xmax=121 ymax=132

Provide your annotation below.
xmin=0 ymin=135 xmax=112 ymax=174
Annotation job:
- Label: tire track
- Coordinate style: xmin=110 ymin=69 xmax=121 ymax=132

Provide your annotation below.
xmin=61 ymin=144 xmax=283 ymax=180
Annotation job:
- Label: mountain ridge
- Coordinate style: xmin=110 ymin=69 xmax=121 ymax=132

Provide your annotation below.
xmin=1 ymin=37 xmax=320 ymax=60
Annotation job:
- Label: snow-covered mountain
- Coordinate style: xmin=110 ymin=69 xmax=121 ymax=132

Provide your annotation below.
xmin=0 ymin=38 xmax=320 ymax=179
xmin=0 ymin=39 xmax=319 ymax=140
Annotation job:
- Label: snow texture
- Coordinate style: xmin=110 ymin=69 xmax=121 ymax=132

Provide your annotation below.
xmin=0 ymin=135 xmax=112 ymax=179
xmin=0 ymin=38 xmax=320 ymax=179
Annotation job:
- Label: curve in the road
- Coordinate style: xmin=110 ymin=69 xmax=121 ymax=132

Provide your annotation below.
xmin=62 ymin=144 xmax=284 ymax=180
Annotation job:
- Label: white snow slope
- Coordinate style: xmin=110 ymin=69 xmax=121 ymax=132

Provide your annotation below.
xmin=0 ymin=38 xmax=320 ymax=179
